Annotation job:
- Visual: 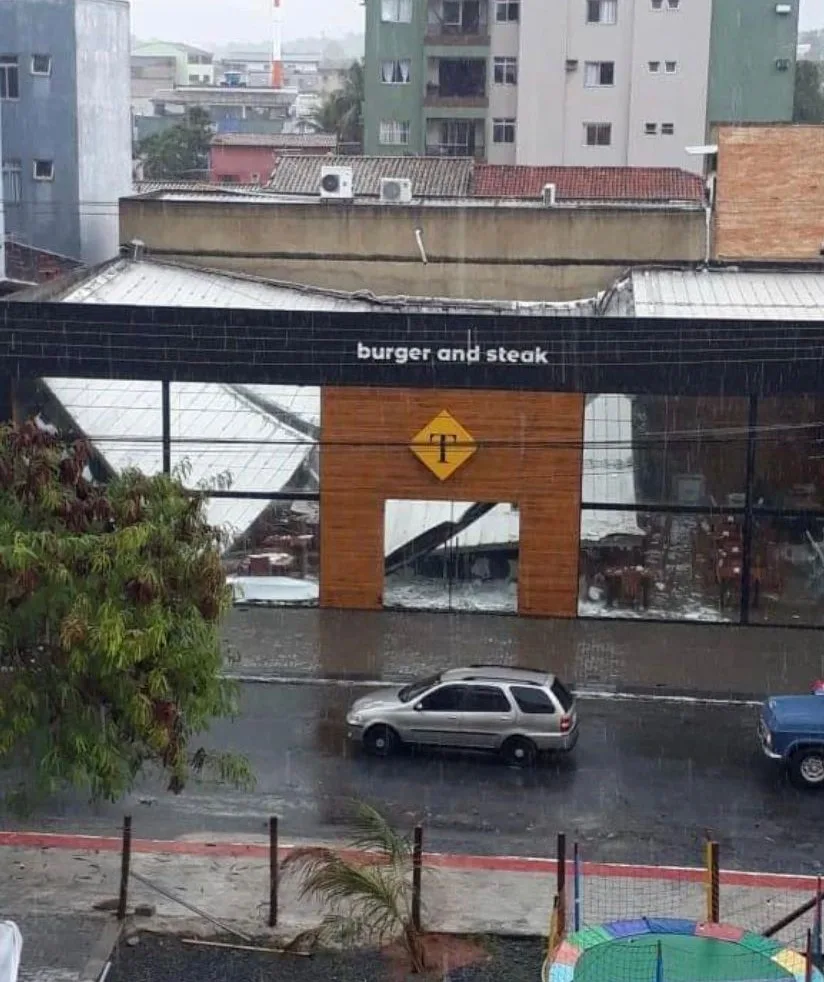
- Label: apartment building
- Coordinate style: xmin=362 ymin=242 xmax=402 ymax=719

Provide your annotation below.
xmin=363 ymin=0 xmax=799 ymax=171
xmin=132 ymin=41 xmax=215 ymax=87
xmin=0 ymin=0 xmax=132 ymax=263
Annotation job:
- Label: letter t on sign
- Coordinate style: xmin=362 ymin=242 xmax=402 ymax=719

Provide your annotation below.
xmin=429 ymin=432 xmax=457 ymax=464
xmin=410 ymin=410 xmax=477 ymax=481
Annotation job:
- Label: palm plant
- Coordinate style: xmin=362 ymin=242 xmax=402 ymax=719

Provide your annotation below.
xmin=311 ymin=60 xmax=364 ymax=147
xmin=281 ymin=802 xmax=427 ymax=972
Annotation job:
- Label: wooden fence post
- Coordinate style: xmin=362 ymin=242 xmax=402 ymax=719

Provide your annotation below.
xmin=117 ymin=815 xmax=132 ymax=921
xmin=412 ymin=824 xmax=423 ymax=933
xmin=706 ymin=839 xmax=720 ymax=923
xmin=268 ymin=816 xmax=279 ymax=927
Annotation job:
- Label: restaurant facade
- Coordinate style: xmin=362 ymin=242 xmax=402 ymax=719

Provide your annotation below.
xmin=5 ymin=272 xmax=824 ymax=631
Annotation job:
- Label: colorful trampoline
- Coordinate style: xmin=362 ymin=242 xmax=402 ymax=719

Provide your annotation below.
xmin=546 ymin=920 xmax=824 ymax=982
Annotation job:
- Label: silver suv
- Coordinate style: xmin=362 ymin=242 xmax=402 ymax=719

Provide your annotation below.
xmin=346 ymin=665 xmax=578 ymax=766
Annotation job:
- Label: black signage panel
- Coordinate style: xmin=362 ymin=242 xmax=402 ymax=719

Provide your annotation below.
xmin=1 ymin=301 xmax=823 ymax=396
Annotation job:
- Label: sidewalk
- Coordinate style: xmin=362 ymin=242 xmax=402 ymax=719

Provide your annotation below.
xmin=1 ymin=831 xmax=820 ymax=961
xmin=223 ymin=607 xmax=824 ymax=698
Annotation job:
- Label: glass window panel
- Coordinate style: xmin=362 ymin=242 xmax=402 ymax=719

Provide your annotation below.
xmin=170 ymin=383 xmax=319 ymax=495
xmin=39 ymin=378 xmax=164 ymax=475
xmin=384 ymin=499 xmax=519 ymax=612
xmin=583 ymin=394 xmax=749 ymax=508
xmin=221 ymin=495 xmax=319 ymax=607
xmin=747 ymin=515 xmax=824 ymax=626
xmin=579 ymin=509 xmax=741 ymax=622
xmin=755 ymin=397 xmax=824 ymax=510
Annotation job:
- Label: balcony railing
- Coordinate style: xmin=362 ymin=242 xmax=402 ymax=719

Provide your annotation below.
xmin=425 ymin=142 xmax=486 ymax=159
xmin=425 ymin=24 xmax=491 ymax=45
xmin=424 ymin=84 xmax=487 ymax=108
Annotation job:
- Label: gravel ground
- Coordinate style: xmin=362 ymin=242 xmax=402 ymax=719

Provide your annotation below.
xmin=107 ymin=934 xmax=545 ymax=982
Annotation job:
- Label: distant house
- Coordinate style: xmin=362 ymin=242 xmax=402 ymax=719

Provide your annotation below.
xmin=209 ymin=133 xmax=337 ymax=185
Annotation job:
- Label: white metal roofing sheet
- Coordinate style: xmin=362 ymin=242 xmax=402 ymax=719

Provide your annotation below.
xmin=631 ymin=268 xmax=824 ymax=319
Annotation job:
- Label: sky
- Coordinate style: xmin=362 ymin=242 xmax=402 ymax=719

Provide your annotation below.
xmin=130 ymin=0 xmax=823 ymax=49
xmin=130 ymin=0 xmax=365 ymax=47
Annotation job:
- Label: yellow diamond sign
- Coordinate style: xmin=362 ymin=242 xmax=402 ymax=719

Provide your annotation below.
xmin=410 ymin=410 xmax=476 ymax=481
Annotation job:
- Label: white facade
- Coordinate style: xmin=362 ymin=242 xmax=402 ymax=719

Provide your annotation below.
xmin=486 ymin=0 xmax=712 ymax=171
xmin=75 ymin=0 xmax=132 ymax=262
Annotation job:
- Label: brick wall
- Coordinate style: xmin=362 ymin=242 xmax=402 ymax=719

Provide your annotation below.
xmin=714 ymin=124 xmax=824 ymax=260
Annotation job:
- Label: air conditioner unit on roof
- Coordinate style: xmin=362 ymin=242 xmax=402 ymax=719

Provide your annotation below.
xmin=319 ymin=165 xmax=354 ymax=199
xmin=380 ymin=177 xmax=413 ymax=204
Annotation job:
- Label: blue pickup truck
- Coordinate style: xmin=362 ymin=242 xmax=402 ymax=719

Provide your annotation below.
xmin=759 ymin=682 xmax=824 ymax=789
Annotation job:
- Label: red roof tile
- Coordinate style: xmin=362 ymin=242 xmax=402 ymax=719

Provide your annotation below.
xmin=472 ymin=165 xmax=705 ymax=202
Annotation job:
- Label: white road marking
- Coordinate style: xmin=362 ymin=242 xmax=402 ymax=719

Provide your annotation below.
xmin=223 ymin=673 xmax=761 ymax=707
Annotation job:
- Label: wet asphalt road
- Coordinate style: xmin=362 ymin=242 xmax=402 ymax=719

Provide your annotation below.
xmin=6 ymin=682 xmax=822 ymax=875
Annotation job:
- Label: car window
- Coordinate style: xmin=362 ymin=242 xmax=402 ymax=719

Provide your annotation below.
xmin=399 ymin=673 xmax=441 ymax=703
xmin=462 ymin=685 xmax=511 ymax=713
xmin=511 ymin=686 xmax=555 ymax=714
xmin=419 ymin=684 xmax=464 ymax=712
xmin=551 ymin=678 xmax=575 ymax=712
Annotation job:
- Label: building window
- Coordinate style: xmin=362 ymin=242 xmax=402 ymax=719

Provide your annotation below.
xmin=381 ymin=59 xmax=411 ymax=83
xmin=667 ymin=0 xmax=680 ymax=7
xmin=651 ymin=0 xmax=663 ymax=7
xmin=493 ymin=56 xmax=518 ymax=85
xmin=33 ymin=159 xmax=54 ymax=181
xmin=584 ymin=122 xmax=611 ymax=146
xmin=644 ymin=122 xmax=658 ymax=135
xmin=584 ymin=61 xmax=615 ymax=86
xmin=665 ymin=60 xmax=678 ymax=73
xmin=495 ymin=1 xmax=520 ymax=23
xmin=379 ymin=119 xmax=411 ymax=145
xmin=0 ymin=55 xmax=19 ymax=99
xmin=492 ymin=117 xmax=516 ymax=143
xmin=188 ymin=73 xmax=199 ymax=83
xmin=31 ymin=54 xmax=52 ymax=76
xmin=586 ymin=0 xmax=617 ymax=24
xmin=1 ymin=160 xmax=22 ymax=202
xmin=381 ymin=0 xmax=413 ymax=22
xmin=661 ymin=122 xmax=674 ymax=135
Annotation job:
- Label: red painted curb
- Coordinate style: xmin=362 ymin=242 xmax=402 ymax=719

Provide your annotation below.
xmin=0 ymin=831 xmax=816 ymax=891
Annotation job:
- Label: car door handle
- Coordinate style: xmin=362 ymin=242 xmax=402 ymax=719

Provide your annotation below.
xmin=446 ymin=715 xmax=459 ymax=721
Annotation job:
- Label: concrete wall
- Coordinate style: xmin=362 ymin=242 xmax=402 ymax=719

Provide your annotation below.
xmin=74 ymin=0 xmax=132 ymax=263
xmin=707 ymin=0 xmax=798 ymax=125
xmin=120 ymin=197 xmax=705 ymax=300
xmin=713 ymin=124 xmax=824 ymax=261
xmin=0 ymin=0 xmax=81 ymax=258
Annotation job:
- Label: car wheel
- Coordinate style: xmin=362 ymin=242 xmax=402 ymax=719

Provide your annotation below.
xmin=789 ymin=747 xmax=824 ymax=789
xmin=363 ymin=725 xmax=399 ymax=758
xmin=501 ymin=736 xmax=538 ymax=768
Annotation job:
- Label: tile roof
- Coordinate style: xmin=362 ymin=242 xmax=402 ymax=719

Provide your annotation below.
xmin=133 ymin=180 xmax=272 ymax=196
xmin=210 ymin=132 xmax=337 ymax=149
xmin=269 ymin=155 xmax=474 ymax=197
xmin=473 ymin=165 xmax=705 ymax=203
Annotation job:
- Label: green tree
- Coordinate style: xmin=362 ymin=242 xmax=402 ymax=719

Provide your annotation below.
xmin=793 ymin=61 xmax=824 ymax=123
xmin=283 ymin=802 xmax=427 ymax=971
xmin=312 ymin=60 xmax=364 ymax=146
xmin=138 ymin=107 xmax=213 ymax=180
xmin=0 ymin=420 xmax=252 ymax=803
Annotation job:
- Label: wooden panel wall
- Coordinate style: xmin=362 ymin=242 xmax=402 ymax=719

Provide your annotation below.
xmin=320 ymin=387 xmax=585 ymax=617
